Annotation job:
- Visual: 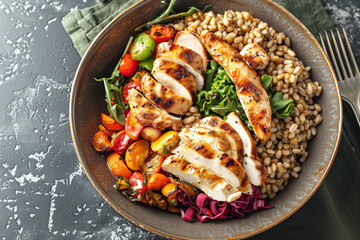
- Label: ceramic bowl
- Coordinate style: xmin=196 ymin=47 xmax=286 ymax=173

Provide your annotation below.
xmin=69 ymin=0 xmax=342 ymax=239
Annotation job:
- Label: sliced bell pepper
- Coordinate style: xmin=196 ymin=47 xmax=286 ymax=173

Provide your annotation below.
xmin=125 ymin=110 xmax=144 ymax=140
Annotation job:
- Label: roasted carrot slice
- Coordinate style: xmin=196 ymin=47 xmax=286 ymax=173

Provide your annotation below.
xmin=101 ymin=113 xmax=124 ymax=131
xmin=107 ymin=152 xmax=133 ymax=179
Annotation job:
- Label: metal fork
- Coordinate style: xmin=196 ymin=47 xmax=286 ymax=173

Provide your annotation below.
xmin=319 ymin=27 xmax=360 ymax=126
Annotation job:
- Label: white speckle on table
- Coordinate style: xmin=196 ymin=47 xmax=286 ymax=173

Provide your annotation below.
xmin=68 ymin=163 xmax=84 ymax=185
xmin=28 ymin=145 xmax=52 ymax=170
xmin=48 ymin=179 xmax=66 ymax=232
xmin=14 ymin=173 xmax=45 ymax=187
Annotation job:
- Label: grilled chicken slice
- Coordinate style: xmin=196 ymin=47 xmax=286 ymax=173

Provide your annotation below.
xmin=152 ymin=58 xmax=197 ymax=102
xmin=175 ymin=31 xmax=208 ymax=71
xmin=162 ymin=155 xmax=243 ymax=202
xmin=179 ymin=127 xmax=231 ymax=155
xmin=141 ymin=72 xmax=192 ymax=115
xmin=156 ymin=42 xmax=205 ymax=90
xmin=197 ymin=116 xmax=243 ymax=162
xmin=226 ymin=112 xmax=267 ymax=186
xmin=128 ymin=88 xmax=181 ymax=130
xmin=202 ymin=32 xmax=271 ymax=141
xmin=239 ymin=43 xmax=270 ymax=70
xmin=173 ymin=139 xmax=249 ymax=191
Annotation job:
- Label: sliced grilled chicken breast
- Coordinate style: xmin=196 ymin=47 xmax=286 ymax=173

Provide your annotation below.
xmin=141 ymin=72 xmax=192 ymax=115
xmin=175 ymin=31 xmax=208 ymax=71
xmin=162 ymin=155 xmax=243 ymax=202
xmin=179 ymin=127 xmax=231 ymax=155
xmin=201 ymin=32 xmax=272 ymax=141
xmin=128 ymin=88 xmax=182 ymax=130
xmin=198 ymin=116 xmax=243 ymax=162
xmin=156 ymin=42 xmax=205 ymax=90
xmin=152 ymin=58 xmax=197 ymax=102
xmin=173 ymin=139 xmax=249 ymax=191
xmin=226 ymin=112 xmax=267 ymax=186
xmin=239 ymin=43 xmax=270 ymax=70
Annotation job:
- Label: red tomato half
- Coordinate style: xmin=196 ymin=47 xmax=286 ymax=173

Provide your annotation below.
xmin=125 ymin=110 xmax=144 ymax=140
xmin=112 ymin=131 xmax=133 ymax=156
xmin=129 ymin=172 xmax=146 ymax=198
xmin=121 ymin=82 xmax=141 ymax=105
xmin=119 ymin=53 xmax=139 ymax=77
xmin=149 ymin=25 xmax=175 ymax=43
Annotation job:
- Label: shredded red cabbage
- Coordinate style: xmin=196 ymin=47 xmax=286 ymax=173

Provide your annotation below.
xmin=178 ymin=185 xmax=272 ymax=223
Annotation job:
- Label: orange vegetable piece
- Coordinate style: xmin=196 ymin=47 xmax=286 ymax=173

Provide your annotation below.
xmin=167 ymin=205 xmax=180 ymax=213
xmin=146 ymin=173 xmax=171 ymax=191
xmin=98 ymin=124 xmax=114 ymax=137
xmin=92 ymin=131 xmax=112 ymax=152
xmin=125 ymin=139 xmax=151 ymax=171
xmin=141 ymin=195 xmax=148 ymax=205
xmin=101 ymin=113 xmax=124 ymax=131
xmin=107 ymin=152 xmax=133 ymax=179
xmin=140 ymin=154 xmax=165 ymax=178
xmin=131 ymin=69 xmax=148 ymax=85
xmin=162 ymin=183 xmax=180 ymax=207
xmin=140 ymin=126 xmax=162 ymax=142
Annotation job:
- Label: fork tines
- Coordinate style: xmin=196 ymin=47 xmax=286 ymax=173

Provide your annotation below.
xmin=319 ymin=27 xmax=359 ymax=81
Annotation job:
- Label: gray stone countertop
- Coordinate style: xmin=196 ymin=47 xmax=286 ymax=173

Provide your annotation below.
xmin=0 ymin=0 xmax=359 ymax=239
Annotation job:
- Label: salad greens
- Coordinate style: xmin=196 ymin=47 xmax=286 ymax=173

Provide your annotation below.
xmin=94 ymin=37 xmax=135 ymax=125
xmin=260 ymin=75 xmax=295 ymax=119
xmin=95 ymin=59 xmax=128 ymax=125
xmin=135 ymin=0 xmax=212 ymax=32
xmin=197 ymin=63 xmax=295 ymax=132
xmin=197 ymin=62 xmax=253 ymax=130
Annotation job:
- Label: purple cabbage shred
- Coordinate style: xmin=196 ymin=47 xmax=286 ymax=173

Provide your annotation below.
xmin=178 ymin=185 xmax=273 ymax=223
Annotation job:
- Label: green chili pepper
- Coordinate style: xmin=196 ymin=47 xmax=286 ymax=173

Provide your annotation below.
xmin=139 ymin=56 xmax=155 ymax=71
xmin=131 ymin=33 xmax=155 ymax=61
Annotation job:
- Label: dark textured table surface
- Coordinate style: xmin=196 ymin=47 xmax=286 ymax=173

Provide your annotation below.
xmin=1 ymin=0 xmax=359 ymax=239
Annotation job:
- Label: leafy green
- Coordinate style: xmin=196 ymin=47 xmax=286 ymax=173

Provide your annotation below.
xmin=197 ymin=68 xmax=295 ymax=133
xmin=95 ymin=37 xmax=134 ymax=125
xmin=261 ymin=74 xmax=272 ymax=90
xmin=270 ymin=92 xmax=294 ymax=118
xmin=197 ymin=65 xmax=253 ymax=130
xmin=171 ymin=198 xmax=178 ymax=207
xmin=142 ymin=173 xmax=147 ymax=186
xmin=95 ymin=69 xmax=128 ymax=125
xmin=134 ymin=0 xmax=212 ymax=32
xmin=261 ymin=75 xmax=295 ymax=119
xmin=162 ymin=145 xmax=171 ymax=154
xmin=204 ymin=61 xmax=219 ymax=91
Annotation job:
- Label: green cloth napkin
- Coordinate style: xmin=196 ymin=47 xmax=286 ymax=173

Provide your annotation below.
xmin=62 ymin=0 xmax=334 ymax=57
xmin=62 ymin=0 xmax=138 ymax=56
xmin=62 ymin=1 xmax=360 ymax=239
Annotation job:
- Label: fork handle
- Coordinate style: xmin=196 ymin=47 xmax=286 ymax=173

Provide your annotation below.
xmin=344 ymin=98 xmax=360 ymax=127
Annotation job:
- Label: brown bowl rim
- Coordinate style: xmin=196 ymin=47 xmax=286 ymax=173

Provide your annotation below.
xmin=69 ymin=0 xmax=343 ymax=239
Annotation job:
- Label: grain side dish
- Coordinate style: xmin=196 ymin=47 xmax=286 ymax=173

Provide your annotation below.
xmin=91 ymin=0 xmax=322 ymax=222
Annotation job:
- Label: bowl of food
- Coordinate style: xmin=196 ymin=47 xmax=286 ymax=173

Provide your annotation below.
xmin=69 ymin=0 xmax=342 ymax=238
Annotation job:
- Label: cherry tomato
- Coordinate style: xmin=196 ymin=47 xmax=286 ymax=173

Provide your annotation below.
xmin=129 ymin=172 xmax=147 ymax=198
xmin=149 ymin=25 xmax=175 ymax=43
xmin=121 ymin=82 xmax=141 ymax=105
xmin=112 ymin=131 xmax=133 ymax=156
xmin=119 ymin=53 xmax=139 ymax=77
xmin=125 ymin=110 xmax=144 ymax=140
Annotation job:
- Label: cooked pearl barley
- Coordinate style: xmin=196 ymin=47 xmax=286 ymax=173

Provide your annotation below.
xmin=183 ymin=10 xmax=322 ymax=199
